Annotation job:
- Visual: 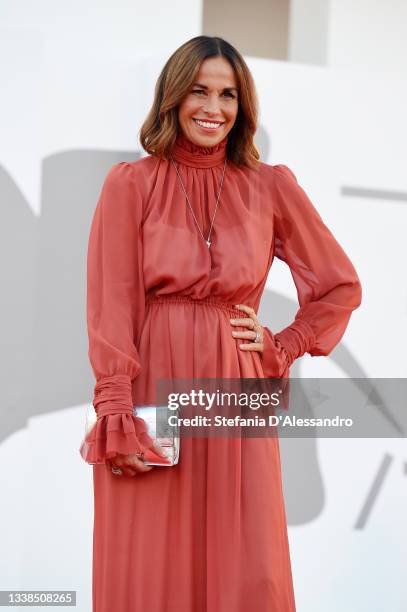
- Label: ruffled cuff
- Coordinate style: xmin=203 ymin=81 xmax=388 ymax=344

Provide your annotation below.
xmin=79 ymin=373 xmax=154 ymax=464
xmin=261 ymin=326 xmax=291 ymax=378
xmin=260 ymin=319 xmax=315 ymax=411
xmin=273 ymin=318 xmax=316 ymax=366
xmin=79 ymin=412 xmax=154 ymax=464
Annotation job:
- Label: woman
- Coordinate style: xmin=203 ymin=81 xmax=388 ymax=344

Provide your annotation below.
xmin=81 ymin=36 xmax=362 ymax=611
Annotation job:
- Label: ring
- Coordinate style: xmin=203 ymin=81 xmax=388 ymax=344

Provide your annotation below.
xmin=111 ymin=465 xmax=123 ymax=475
xmin=135 ymin=451 xmax=145 ymax=460
xmin=254 ymin=327 xmax=262 ymax=343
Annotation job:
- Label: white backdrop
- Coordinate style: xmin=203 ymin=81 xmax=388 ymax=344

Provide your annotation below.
xmin=1 ymin=3 xmax=406 ymax=611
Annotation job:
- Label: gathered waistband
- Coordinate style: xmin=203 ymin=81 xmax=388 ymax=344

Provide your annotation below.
xmin=145 ymin=293 xmax=249 ymax=317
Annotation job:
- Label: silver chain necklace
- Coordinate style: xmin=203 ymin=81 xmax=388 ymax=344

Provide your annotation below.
xmin=170 ymin=157 xmax=227 ymax=249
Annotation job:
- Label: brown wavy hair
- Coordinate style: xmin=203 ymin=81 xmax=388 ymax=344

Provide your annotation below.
xmin=139 ymin=36 xmax=260 ymax=169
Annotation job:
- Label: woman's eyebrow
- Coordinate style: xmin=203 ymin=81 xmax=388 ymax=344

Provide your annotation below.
xmin=192 ymin=82 xmax=238 ymax=92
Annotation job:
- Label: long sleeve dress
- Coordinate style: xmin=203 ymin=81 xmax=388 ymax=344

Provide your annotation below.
xmin=80 ymin=133 xmax=362 ymax=612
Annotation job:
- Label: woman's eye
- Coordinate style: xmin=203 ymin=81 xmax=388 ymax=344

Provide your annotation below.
xmin=191 ymin=89 xmax=236 ymax=99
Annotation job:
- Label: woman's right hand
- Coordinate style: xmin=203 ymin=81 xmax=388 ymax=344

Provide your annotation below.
xmin=106 ymin=440 xmax=168 ymax=477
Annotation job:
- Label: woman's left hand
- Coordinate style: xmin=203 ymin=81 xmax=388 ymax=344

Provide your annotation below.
xmin=230 ymin=304 xmax=264 ymax=352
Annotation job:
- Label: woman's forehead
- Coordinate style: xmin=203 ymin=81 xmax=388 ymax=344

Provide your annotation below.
xmin=195 ymin=57 xmax=238 ymax=86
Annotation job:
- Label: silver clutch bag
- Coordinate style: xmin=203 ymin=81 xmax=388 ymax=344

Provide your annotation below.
xmin=84 ymin=404 xmax=180 ymax=466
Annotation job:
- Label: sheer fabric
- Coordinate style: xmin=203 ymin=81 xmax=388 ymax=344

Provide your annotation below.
xmin=81 ymin=132 xmax=361 ymax=612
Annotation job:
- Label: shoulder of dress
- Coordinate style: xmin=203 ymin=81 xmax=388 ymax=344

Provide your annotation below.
xmin=248 ymin=159 xmax=294 ymax=176
xmin=109 ymin=156 xmax=153 ymax=177
xmin=103 ymin=155 xmax=158 ymax=193
xmin=96 ymin=161 xmax=150 ymax=222
xmin=253 ymin=163 xmax=299 ymax=196
xmin=127 ymin=154 xmax=158 ymax=171
xmin=103 ymin=160 xmax=135 ymax=186
xmin=270 ymin=163 xmax=298 ymax=183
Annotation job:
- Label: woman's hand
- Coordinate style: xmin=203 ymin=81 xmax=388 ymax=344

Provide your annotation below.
xmin=230 ymin=304 xmax=264 ymax=352
xmin=106 ymin=440 xmax=168 ymax=477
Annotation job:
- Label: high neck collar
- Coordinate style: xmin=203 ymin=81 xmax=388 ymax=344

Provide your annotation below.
xmin=170 ymin=133 xmax=228 ymax=168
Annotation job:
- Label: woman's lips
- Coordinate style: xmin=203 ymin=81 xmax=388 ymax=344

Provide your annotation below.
xmin=193 ymin=118 xmax=224 ymax=131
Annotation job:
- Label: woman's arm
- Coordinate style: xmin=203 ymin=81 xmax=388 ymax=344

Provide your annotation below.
xmin=261 ymin=164 xmax=362 ymax=377
xmin=80 ymin=162 xmax=154 ymax=464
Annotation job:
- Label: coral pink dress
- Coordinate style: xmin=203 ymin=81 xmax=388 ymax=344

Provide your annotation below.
xmin=81 ymin=133 xmax=361 ymax=612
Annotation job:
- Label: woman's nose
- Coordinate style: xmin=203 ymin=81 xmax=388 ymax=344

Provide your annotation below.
xmin=202 ymin=95 xmax=221 ymax=114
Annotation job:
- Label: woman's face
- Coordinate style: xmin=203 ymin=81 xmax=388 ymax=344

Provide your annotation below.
xmin=178 ymin=56 xmax=239 ymax=147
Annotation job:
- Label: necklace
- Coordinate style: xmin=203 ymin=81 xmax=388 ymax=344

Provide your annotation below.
xmin=170 ymin=157 xmax=227 ymax=248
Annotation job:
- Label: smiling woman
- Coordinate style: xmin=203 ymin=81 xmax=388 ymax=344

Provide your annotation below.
xmin=139 ymin=36 xmax=260 ymax=168
xmin=84 ymin=34 xmax=362 ymax=612
xmin=178 ymin=57 xmax=239 ymax=145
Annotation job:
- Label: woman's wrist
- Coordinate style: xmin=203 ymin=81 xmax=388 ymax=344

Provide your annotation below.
xmin=261 ymin=326 xmax=291 ymax=378
xmin=273 ymin=318 xmax=315 ymax=365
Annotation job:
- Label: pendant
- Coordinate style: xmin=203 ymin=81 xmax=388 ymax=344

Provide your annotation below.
xmin=206 ymin=239 xmax=211 ymax=248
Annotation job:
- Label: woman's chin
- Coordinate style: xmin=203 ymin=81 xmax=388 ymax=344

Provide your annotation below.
xmin=187 ymin=125 xmax=226 ymax=147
